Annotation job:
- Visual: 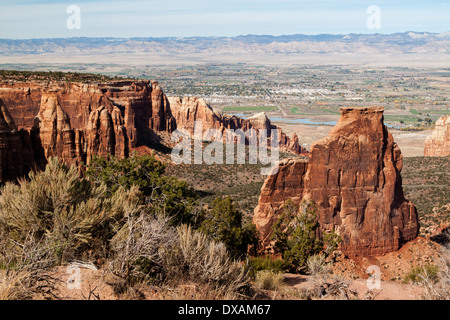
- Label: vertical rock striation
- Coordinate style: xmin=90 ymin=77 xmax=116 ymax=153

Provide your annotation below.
xmin=85 ymin=105 xmax=129 ymax=165
xmin=31 ymin=93 xmax=79 ymax=168
xmin=30 ymin=92 xmax=130 ymax=169
xmin=0 ymin=98 xmax=35 ymax=182
xmin=253 ymin=106 xmax=419 ymax=257
xmin=0 ymin=79 xmax=307 ymax=181
xmin=168 ymin=96 xmax=308 ymax=155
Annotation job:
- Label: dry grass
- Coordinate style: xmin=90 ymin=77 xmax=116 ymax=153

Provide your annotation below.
xmin=0 ymin=271 xmax=32 ymax=300
xmin=254 ymin=270 xmax=284 ymax=291
xmin=419 ymin=231 xmax=450 ymax=300
xmin=106 ymin=222 xmax=251 ymax=299
xmin=108 ymin=213 xmax=176 ymax=294
xmin=0 ymin=157 xmax=145 ymax=267
xmin=0 ymin=268 xmax=61 ymax=300
xmin=161 ymin=225 xmax=249 ymax=299
xmin=144 ymin=282 xmax=241 ymax=300
xmin=307 ymin=254 xmax=332 ymax=276
xmin=305 ymin=254 xmax=359 ymax=300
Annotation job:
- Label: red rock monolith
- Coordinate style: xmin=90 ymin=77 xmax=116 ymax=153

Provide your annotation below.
xmin=253 ymin=106 xmax=419 ymax=257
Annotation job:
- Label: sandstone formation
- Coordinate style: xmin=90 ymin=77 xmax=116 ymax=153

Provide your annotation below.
xmin=0 ymin=98 xmax=35 ymax=182
xmin=85 ymin=105 xmax=129 ymax=165
xmin=424 ymin=115 xmax=450 ymax=157
xmin=98 ymin=81 xmax=175 ymax=147
xmin=253 ymin=158 xmax=309 ymax=245
xmin=0 ymin=79 xmax=306 ymax=182
xmin=0 ymin=80 xmax=176 ymax=148
xmin=31 ymin=93 xmax=80 ymax=168
xmin=30 ymin=92 xmax=131 ymax=169
xmin=253 ymin=106 xmax=419 ymax=257
xmin=0 ymin=82 xmax=110 ymax=131
xmin=1 ymin=80 xmax=304 ymax=155
xmin=168 ymin=97 xmax=223 ymax=134
xmin=168 ymin=97 xmax=307 ymax=155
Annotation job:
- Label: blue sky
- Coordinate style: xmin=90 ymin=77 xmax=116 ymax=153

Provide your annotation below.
xmin=0 ymin=0 xmax=449 ymax=38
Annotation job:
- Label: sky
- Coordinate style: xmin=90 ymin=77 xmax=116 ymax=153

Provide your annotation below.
xmin=0 ymin=0 xmax=449 ymax=39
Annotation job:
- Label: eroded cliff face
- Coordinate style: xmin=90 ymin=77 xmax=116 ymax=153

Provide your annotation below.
xmin=253 ymin=158 xmax=309 ymax=246
xmin=99 ymin=81 xmax=175 ymax=147
xmin=0 ymin=98 xmax=35 ymax=182
xmin=0 ymin=79 xmax=306 ymax=183
xmin=85 ymin=105 xmax=129 ymax=165
xmin=0 ymin=82 xmax=110 ymax=131
xmin=31 ymin=93 xmax=80 ymax=168
xmin=29 ymin=93 xmax=130 ymax=169
xmin=0 ymin=80 xmax=176 ymax=148
xmin=1 ymin=80 xmax=305 ymax=155
xmin=253 ymin=106 xmax=419 ymax=257
xmin=424 ymin=116 xmax=450 ymax=157
xmin=168 ymin=96 xmax=308 ymax=155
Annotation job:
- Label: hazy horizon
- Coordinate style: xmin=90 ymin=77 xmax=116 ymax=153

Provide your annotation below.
xmin=1 ymin=30 xmax=450 ymax=41
xmin=1 ymin=0 xmax=449 ymax=39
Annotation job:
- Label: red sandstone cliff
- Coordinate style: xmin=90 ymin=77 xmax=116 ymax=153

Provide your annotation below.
xmin=30 ymin=93 xmax=80 ymax=168
xmin=99 ymin=81 xmax=175 ymax=146
xmin=85 ymin=105 xmax=129 ymax=165
xmin=29 ymin=92 xmax=130 ymax=170
xmin=253 ymin=106 xmax=419 ymax=257
xmin=0 ymin=98 xmax=36 ymax=182
xmin=0 ymin=79 xmax=306 ymax=182
xmin=168 ymin=96 xmax=307 ymax=155
xmin=424 ymin=115 xmax=450 ymax=157
xmin=0 ymin=80 xmax=304 ymax=155
xmin=0 ymin=80 xmax=175 ymax=148
xmin=0 ymin=82 xmax=110 ymax=131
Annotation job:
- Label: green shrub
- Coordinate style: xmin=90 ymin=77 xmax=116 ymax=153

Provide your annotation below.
xmin=199 ymin=196 xmax=260 ymax=259
xmin=0 ymin=156 xmax=252 ymax=298
xmin=247 ymin=255 xmax=289 ymax=279
xmin=254 ymin=270 xmax=284 ymax=291
xmin=403 ymin=264 xmax=439 ymax=284
xmin=271 ymin=199 xmax=340 ymax=273
xmin=0 ymin=157 xmax=142 ymax=267
xmin=86 ymin=154 xmax=202 ymax=226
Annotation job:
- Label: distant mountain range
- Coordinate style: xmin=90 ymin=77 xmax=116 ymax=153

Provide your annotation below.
xmin=1 ymin=32 xmax=449 ymax=56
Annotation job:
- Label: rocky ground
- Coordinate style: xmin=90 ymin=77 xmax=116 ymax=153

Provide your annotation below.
xmin=9 ymin=232 xmax=442 ymax=301
xmin=331 ymin=236 xmax=443 ymax=282
xmin=282 ymin=274 xmax=425 ymax=300
xmin=23 ymin=257 xmax=433 ymax=300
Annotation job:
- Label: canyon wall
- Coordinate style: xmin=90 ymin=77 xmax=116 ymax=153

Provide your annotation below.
xmin=168 ymin=96 xmax=308 ymax=155
xmin=0 ymin=98 xmax=35 ymax=182
xmin=0 ymin=81 xmax=302 ymax=154
xmin=0 ymin=80 xmax=175 ymax=148
xmin=0 ymin=92 xmax=131 ymax=182
xmin=0 ymin=80 xmax=304 ymax=182
xmin=253 ymin=106 xmax=420 ymax=257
